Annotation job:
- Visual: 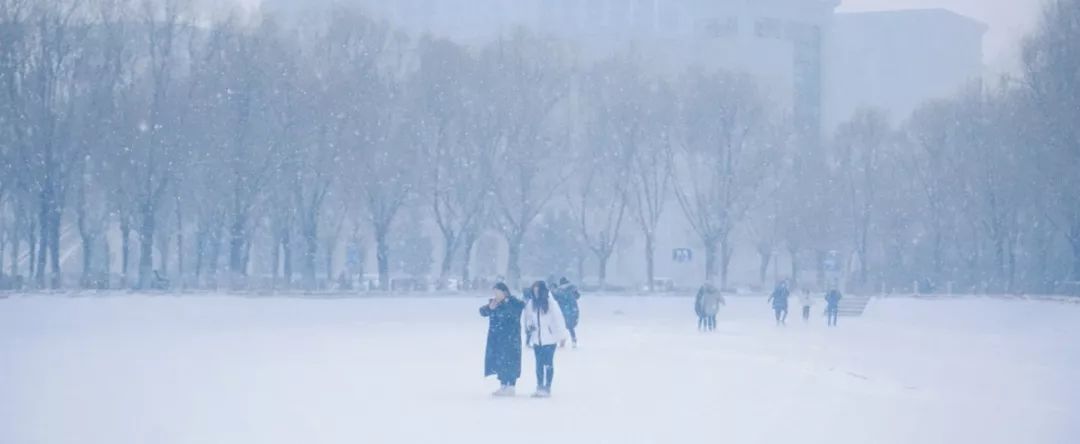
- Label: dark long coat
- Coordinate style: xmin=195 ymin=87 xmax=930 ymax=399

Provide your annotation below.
xmin=554 ymin=285 xmax=581 ymax=329
xmin=480 ymin=296 xmax=525 ymax=379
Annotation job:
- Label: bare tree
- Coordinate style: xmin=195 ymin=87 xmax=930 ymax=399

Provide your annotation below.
xmin=671 ymin=70 xmax=774 ymax=288
xmin=833 ymin=108 xmax=891 ymax=289
xmin=1023 ymin=0 xmax=1080 ymax=281
xmin=414 ymin=37 xmax=490 ymax=289
xmin=485 ymin=32 xmax=570 ymax=288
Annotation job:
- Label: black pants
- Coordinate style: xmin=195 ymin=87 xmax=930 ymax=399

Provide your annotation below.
xmin=802 ymin=305 xmax=811 ymax=321
xmin=534 ymin=345 xmax=557 ymax=390
xmin=827 ymin=308 xmax=839 ymax=326
xmin=774 ymin=306 xmax=788 ymax=325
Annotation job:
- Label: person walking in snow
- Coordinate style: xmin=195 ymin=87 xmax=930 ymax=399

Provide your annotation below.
xmin=553 ymin=277 xmax=582 ymax=347
xmin=696 ymin=283 xmax=725 ymax=331
xmin=799 ymin=289 xmax=814 ymax=322
xmin=522 ymin=281 xmax=571 ymax=398
xmin=768 ymin=280 xmax=791 ymax=326
xmin=824 ymin=288 xmax=843 ymax=327
xmin=480 ymin=283 xmax=526 ymax=396
xmin=694 ymin=288 xmax=707 ymax=331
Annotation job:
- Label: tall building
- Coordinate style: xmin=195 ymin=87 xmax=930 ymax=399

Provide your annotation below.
xmin=532 ymin=0 xmax=839 ymax=145
xmin=824 ymin=9 xmax=987 ymax=131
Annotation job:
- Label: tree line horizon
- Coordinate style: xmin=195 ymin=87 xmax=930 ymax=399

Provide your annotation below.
xmin=0 ymin=0 xmax=1077 ymax=294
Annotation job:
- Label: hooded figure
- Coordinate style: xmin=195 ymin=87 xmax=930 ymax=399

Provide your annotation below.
xmin=553 ymin=277 xmax=581 ymax=346
xmin=481 ymin=283 xmax=526 ymax=396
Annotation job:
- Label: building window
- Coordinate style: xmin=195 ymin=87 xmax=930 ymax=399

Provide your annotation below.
xmin=703 ymin=16 xmax=738 ymax=38
xmin=755 ymin=17 xmax=783 ymax=39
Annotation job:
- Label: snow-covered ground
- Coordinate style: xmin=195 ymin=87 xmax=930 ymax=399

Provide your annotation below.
xmin=1 ymin=294 xmax=1077 ymax=444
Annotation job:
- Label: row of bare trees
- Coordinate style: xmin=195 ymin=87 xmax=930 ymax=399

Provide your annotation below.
xmin=0 ymin=0 xmax=1077 ymax=294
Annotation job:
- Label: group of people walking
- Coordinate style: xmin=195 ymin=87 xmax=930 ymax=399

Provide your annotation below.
xmin=480 ymin=278 xmax=580 ymax=398
xmin=695 ymin=280 xmax=845 ymax=328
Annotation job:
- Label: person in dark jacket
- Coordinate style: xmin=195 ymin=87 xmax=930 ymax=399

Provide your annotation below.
xmin=694 ymin=289 xmax=707 ymax=331
xmin=768 ymin=280 xmax=791 ymax=326
xmin=480 ymin=282 xmax=526 ymax=396
xmin=696 ymin=283 xmax=725 ymax=331
xmin=553 ymin=277 xmax=581 ymax=347
xmin=824 ymin=289 xmax=842 ymax=327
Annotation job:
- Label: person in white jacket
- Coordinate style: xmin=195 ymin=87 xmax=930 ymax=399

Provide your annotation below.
xmin=522 ymin=280 xmax=570 ymax=398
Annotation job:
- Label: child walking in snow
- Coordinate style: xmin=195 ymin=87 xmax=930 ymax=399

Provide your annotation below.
xmin=800 ymin=290 xmax=814 ymax=322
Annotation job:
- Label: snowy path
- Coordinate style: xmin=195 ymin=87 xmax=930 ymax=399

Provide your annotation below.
xmin=0 ymin=295 xmax=1077 ymax=444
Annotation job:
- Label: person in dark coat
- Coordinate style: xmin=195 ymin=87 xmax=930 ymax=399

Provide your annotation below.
xmin=553 ymin=277 xmax=581 ymax=347
xmin=824 ymin=288 xmax=842 ymax=327
xmin=768 ymin=280 xmax=791 ymax=326
xmin=480 ymin=282 xmax=526 ymax=396
xmin=696 ymin=283 xmax=725 ymax=331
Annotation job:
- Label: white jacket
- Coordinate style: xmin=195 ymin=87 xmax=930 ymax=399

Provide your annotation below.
xmin=522 ymin=299 xmax=570 ymax=347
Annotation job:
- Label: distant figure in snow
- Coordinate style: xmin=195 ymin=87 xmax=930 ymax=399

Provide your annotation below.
xmin=523 ymin=281 xmax=571 ymax=398
xmin=553 ymin=277 xmax=582 ymax=347
xmin=695 ymin=283 xmax=725 ymax=331
xmin=799 ymin=289 xmax=814 ymax=322
xmin=824 ymin=289 xmax=843 ymax=327
xmin=480 ymin=283 xmax=526 ymax=397
xmin=768 ymin=280 xmax=791 ymax=326
xmin=694 ymin=289 xmax=706 ymax=331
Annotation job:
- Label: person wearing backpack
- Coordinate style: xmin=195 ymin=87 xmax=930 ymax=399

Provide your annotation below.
xmin=767 ymin=280 xmax=791 ymax=326
xmin=553 ymin=277 xmax=582 ymax=347
xmin=522 ymin=281 xmax=571 ymax=398
xmin=825 ymin=288 xmax=843 ymax=327
xmin=480 ymin=283 xmax=526 ymax=396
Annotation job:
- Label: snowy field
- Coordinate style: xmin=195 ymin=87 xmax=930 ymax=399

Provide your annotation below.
xmin=1 ymin=294 xmax=1078 ymax=444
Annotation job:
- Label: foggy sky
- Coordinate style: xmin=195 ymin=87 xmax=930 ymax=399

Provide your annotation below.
xmin=247 ymin=0 xmax=1044 ymax=70
xmin=839 ymin=0 xmax=1043 ymax=71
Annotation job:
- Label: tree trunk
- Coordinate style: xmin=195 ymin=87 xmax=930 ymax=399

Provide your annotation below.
xmin=376 ymin=227 xmax=390 ymax=291
xmin=282 ymin=232 xmax=293 ymax=285
xmin=48 ymin=209 xmax=60 ymax=289
xmin=461 ymin=233 xmax=477 ymax=290
xmin=35 ymin=198 xmax=48 ymax=288
xmin=121 ymin=220 xmax=131 ymax=287
xmin=720 ymin=241 xmax=733 ymax=290
xmin=758 ymin=250 xmax=771 ymax=286
xmin=271 ymin=236 xmax=281 ymax=288
xmin=27 ymin=217 xmax=37 ymax=279
xmin=789 ymin=248 xmax=799 ymax=287
xmin=932 ymin=226 xmax=943 ymax=281
xmin=597 ymin=252 xmax=609 ymax=290
xmin=1067 ymin=229 xmax=1075 ymax=280
xmin=9 ymin=207 xmax=20 ymax=278
xmin=138 ymin=203 xmax=156 ymax=289
xmin=506 ymin=233 xmax=522 ymax=289
xmin=228 ymin=216 xmax=248 ymax=285
xmin=644 ymin=233 xmax=655 ymax=292
xmin=207 ymin=226 xmax=221 ymax=289
xmin=703 ymin=238 xmax=718 ymax=283
xmin=439 ymin=234 xmax=455 ymax=290
xmin=175 ymin=203 xmax=184 ymax=288
xmin=194 ymin=228 xmax=204 ymax=282
xmin=303 ymin=227 xmax=317 ymax=291
xmin=325 ymin=240 xmax=334 ymax=285
xmin=857 ymin=229 xmax=869 ymax=287
xmin=80 ymin=233 xmax=94 ymax=288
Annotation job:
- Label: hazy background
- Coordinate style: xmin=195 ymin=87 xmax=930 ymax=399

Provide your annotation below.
xmin=839 ymin=0 xmax=1042 ymax=71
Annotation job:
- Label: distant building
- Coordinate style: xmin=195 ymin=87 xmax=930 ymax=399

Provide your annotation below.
xmin=824 ymin=9 xmax=987 ymax=131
